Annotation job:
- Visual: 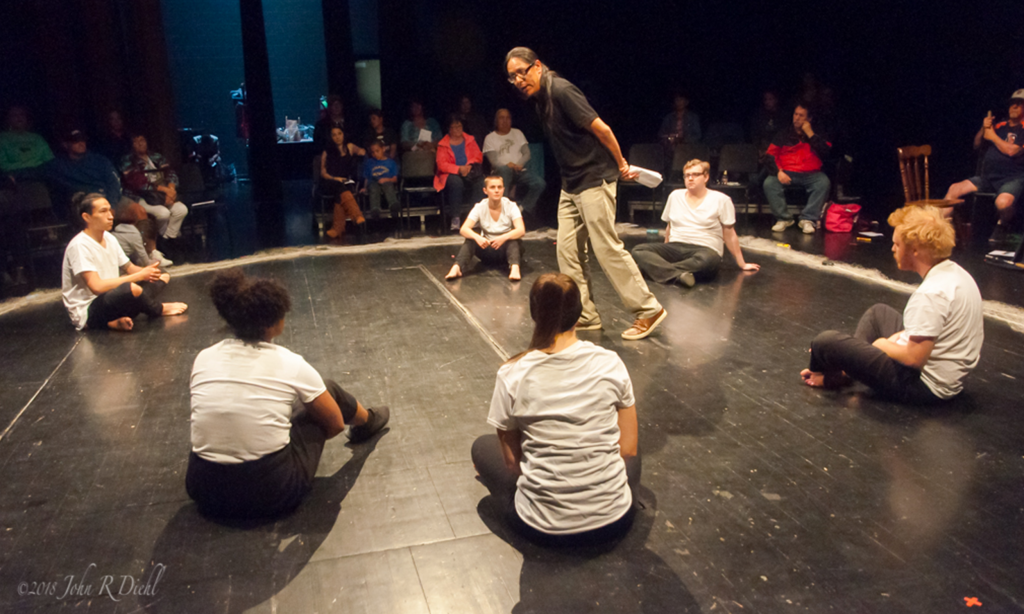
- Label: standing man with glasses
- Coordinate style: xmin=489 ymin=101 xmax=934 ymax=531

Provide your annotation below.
xmin=504 ymin=47 xmax=666 ymax=340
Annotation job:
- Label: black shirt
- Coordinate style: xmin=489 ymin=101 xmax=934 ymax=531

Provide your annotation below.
xmin=361 ymin=126 xmax=399 ymax=154
xmin=538 ymin=76 xmax=619 ymax=194
xmin=982 ymin=121 xmax=1024 ymax=179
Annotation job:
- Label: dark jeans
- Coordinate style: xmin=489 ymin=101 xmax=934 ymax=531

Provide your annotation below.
xmin=443 ymin=173 xmax=484 ymax=217
xmin=367 ymin=181 xmax=400 ymax=215
xmin=494 ymin=166 xmax=546 ymax=214
xmin=631 ymin=241 xmax=722 ymax=284
xmin=455 ymin=238 xmax=522 ymax=271
xmin=809 ymin=303 xmax=941 ymax=404
xmin=471 ymin=433 xmax=641 ymax=547
xmin=186 ymin=379 xmax=359 ymax=519
xmin=85 ymin=279 xmax=166 ymax=329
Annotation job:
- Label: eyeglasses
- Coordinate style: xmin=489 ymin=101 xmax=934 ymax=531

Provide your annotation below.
xmin=507 ymin=64 xmax=535 ymax=84
xmin=683 ymin=172 xmax=707 ymax=179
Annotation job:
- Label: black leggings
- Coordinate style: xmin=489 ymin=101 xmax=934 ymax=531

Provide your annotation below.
xmin=809 ymin=303 xmax=941 ymax=404
xmin=85 ymin=280 xmax=166 ymax=329
xmin=455 ymin=238 xmax=522 ymax=271
xmin=186 ymin=379 xmax=359 ymax=519
xmin=471 ymin=433 xmax=641 ymax=547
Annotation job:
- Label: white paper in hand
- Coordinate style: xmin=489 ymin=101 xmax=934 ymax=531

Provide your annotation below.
xmin=630 ymin=165 xmax=663 ymax=188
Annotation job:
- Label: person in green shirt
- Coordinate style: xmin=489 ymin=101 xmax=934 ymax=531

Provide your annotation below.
xmin=0 ymin=106 xmax=55 ymax=176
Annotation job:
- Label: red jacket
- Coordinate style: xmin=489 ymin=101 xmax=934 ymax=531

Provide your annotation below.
xmin=434 ymin=134 xmax=482 ymax=191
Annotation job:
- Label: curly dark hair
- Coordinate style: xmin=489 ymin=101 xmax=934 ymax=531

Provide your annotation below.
xmin=209 ymin=269 xmax=291 ymax=343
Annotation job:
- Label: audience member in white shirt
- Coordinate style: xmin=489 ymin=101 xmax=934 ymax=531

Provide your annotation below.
xmin=186 ymin=269 xmax=390 ymax=519
xmin=801 ymin=205 xmax=984 ymax=403
xmin=472 ymin=273 xmax=641 ymax=546
xmin=482 ymin=108 xmax=546 ymax=217
xmin=632 ymin=159 xmax=759 ymax=288
xmin=446 ymin=175 xmax=526 ymax=281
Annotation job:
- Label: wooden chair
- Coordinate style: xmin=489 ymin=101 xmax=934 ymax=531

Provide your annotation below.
xmin=897 ymin=145 xmax=963 ymax=208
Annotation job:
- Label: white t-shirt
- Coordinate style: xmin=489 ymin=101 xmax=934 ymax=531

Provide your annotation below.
xmin=190 ymin=339 xmax=328 ymax=464
xmin=487 ymin=340 xmax=634 ymax=534
xmin=466 ymin=197 xmax=522 ymax=240
xmin=61 ymin=231 xmax=130 ymax=330
xmin=900 ymin=259 xmax=984 ymax=399
xmin=482 ymin=128 xmax=528 ymax=167
xmin=661 ymin=188 xmax=736 ymax=256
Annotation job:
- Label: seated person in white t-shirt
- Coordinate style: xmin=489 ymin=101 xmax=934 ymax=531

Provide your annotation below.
xmin=186 ymin=269 xmax=390 ymax=519
xmin=482 ymin=109 xmax=546 ymax=215
xmin=445 ymin=175 xmax=526 ymax=281
xmin=801 ymin=205 xmax=984 ymax=404
xmin=61 ymin=193 xmax=187 ymax=332
xmin=471 ymin=273 xmax=641 ymax=546
xmin=632 ymin=159 xmax=759 ymax=288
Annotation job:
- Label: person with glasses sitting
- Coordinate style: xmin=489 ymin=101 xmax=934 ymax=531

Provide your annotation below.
xmin=632 ymin=159 xmax=759 ymax=288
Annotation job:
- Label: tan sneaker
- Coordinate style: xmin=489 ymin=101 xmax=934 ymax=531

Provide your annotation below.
xmin=621 ymin=309 xmax=667 ymax=340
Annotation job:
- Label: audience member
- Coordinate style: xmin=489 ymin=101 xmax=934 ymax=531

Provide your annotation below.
xmin=471 ymin=273 xmax=640 ymax=547
xmin=0 ymin=105 xmax=55 ymax=178
xmin=658 ymin=92 xmax=701 ymax=149
xmin=632 ymin=159 xmax=759 ymax=287
xmin=187 ymin=268 xmax=390 ymax=519
xmin=51 ymin=129 xmax=160 ymax=267
xmin=61 ymin=193 xmax=186 ymax=332
xmin=505 ymin=46 xmax=665 ymax=340
xmin=95 ymin=111 xmax=133 ymax=164
xmin=400 ymin=100 xmax=441 ymax=152
xmin=764 ymin=103 xmax=832 ymax=234
xmin=434 ymin=115 xmax=483 ymax=231
xmin=320 ymin=126 xmax=366 ymax=240
xmin=445 ymin=175 xmax=525 ymax=281
xmin=944 ymin=90 xmax=1024 ymax=242
xmin=361 ymin=141 xmax=400 ymax=219
xmin=361 ymin=108 xmax=398 ymax=159
xmin=120 ymin=134 xmax=189 ymax=257
xmin=482 ymin=108 xmax=546 ymax=217
xmin=455 ymin=95 xmax=489 ymax=147
xmin=749 ymin=91 xmax=785 ymax=157
xmin=314 ymin=95 xmax=346 ymax=150
xmin=814 ymin=87 xmax=848 ymax=158
xmin=801 ymin=206 xmax=983 ymax=404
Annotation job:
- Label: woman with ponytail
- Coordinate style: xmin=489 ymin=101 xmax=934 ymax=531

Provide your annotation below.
xmin=187 ymin=268 xmax=390 ymax=519
xmin=471 ymin=273 xmax=641 ymax=546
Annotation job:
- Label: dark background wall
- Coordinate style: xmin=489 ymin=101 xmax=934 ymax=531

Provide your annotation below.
xmin=3 ymin=0 xmax=1024 ymax=221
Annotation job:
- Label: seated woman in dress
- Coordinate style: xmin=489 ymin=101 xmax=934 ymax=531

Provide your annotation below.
xmin=446 ymin=175 xmax=525 ymax=281
xmin=187 ymin=269 xmax=390 ymax=519
xmin=320 ymin=126 xmax=366 ymax=241
xmin=471 ymin=273 xmax=641 ymax=546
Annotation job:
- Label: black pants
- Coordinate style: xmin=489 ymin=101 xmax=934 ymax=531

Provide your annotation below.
xmin=85 ymin=280 xmax=166 ymax=329
xmin=809 ymin=303 xmax=941 ymax=404
xmin=631 ymin=242 xmax=721 ymax=284
xmin=471 ymin=433 xmax=641 ymax=547
xmin=455 ymin=238 xmax=522 ymax=271
xmin=186 ymin=379 xmax=359 ymax=519
xmin=443 ymin=173 xmax=484 ymax=216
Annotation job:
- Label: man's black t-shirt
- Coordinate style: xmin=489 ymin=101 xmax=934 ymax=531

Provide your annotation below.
xmin=982 ymin=121 xmax=1024 ymax=179
xmin=362 ymin=126 xmax=399 ymax=153
xmin=538 ymin=76 xmax=619 ymax=194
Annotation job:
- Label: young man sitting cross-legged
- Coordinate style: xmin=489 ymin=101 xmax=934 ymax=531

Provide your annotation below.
xmin=61 ymin=192 xmax=187 ymax=331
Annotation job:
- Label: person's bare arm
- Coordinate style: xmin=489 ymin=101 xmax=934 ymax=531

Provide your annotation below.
xmin=974 ymin=112 xmax=993 ymax=149
xmin=305 ymin=390 xmax=347 ymax=438
xmin=617 ymin=405 xmax=638 ymax=458
xmin=589 ymin=118 xmax=639 ymax=180
xmin=872 ymin=334 xmax=935 ymax=370
xmin=490 ymin=216 xmax=525 ymax=249
xmin=460 ymin=217 xmax=490 ymax=247
xmin=80 ymin=262 xmax=162 ymax=295
xmin=320 ymin=151 xmax=333 ymax=181
xmin=349 ymin=143 xmax=367 ymax=157
xmin=497 ymin=428 xmax=523 ymax=474
xmin=723 ymin=225 xmax=759 ymax=271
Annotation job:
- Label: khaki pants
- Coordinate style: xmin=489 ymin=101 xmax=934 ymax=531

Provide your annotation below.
xmin=556 ymin=181 xmax=662 ymax=324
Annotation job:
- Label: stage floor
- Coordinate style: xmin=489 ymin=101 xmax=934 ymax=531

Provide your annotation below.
xmin=1 ymin=233 xmax=1022 ymax=613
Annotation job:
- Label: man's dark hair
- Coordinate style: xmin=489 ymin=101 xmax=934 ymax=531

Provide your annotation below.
xmin=209 ymin=269 xmax=292 ymax=344
xmin=72 ymin=192 xmax=107 ymax=224
xmin=504 ymin=47 xmax=558 ymax=121
xmin=795 ymin=102 xmax=814 ymax=119
xmin=368 ymin=108 xmax=384 ymax=118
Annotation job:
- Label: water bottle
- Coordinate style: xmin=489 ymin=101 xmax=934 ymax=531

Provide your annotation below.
xmin=721 ymin=170 xmax=729 ymax=185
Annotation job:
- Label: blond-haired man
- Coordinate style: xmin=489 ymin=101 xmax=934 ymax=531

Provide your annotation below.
xmin=801 ymin=206 xmax=983 ymax=403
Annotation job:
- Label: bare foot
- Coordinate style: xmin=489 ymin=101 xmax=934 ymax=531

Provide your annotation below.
xmin=800 ymin=369 xmax=826 ymax=388
xmin=107 ymin=317 xmax=134 ymax=331
xmin=445 ymin=264 xmax=462 ymax=280
xmin=509 ymin=264 xmax=521 ymax=281
xmin=162 ymin=302 xmax=188 ymax=316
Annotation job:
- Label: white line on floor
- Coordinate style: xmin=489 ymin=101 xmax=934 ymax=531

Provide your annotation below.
xmin=412 ymin=264 xmax=511 ymax=361
xmin=0 ymin=336 xmax=82 ymax=444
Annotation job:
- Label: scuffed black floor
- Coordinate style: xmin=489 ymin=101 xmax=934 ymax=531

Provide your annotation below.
xmin=1 ymin=233 xmax=1022 ymax=613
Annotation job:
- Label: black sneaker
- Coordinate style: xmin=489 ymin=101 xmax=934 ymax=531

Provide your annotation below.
xmin=348 ymin=406 xmax=390 ymax=443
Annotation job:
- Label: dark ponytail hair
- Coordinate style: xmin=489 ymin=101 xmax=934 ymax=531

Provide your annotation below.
xmin=504 ymin=46 xmax=557 ymax=121
xmin=527 ymin=273 xmax=582 ymax=351
xmin=209 ymin=268 xmax=291 ymax=344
